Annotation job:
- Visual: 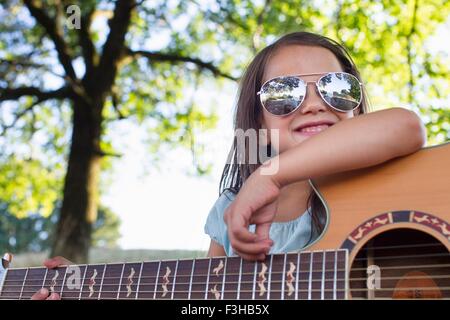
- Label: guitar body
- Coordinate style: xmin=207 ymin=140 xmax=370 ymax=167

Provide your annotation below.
xmin=308 ymin=141 xmax=450 ymax=299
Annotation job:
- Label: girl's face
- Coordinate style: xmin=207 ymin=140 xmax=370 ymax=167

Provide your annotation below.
xmin=260 ymin=45 xmax=359 ymax=154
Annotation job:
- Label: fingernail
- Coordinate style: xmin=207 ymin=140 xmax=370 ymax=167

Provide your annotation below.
xmin=40 ymin=288 xmax=48 ymax=295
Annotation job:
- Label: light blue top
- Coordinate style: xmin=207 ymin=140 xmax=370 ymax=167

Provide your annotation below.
xmin=204 ymin=189 xmax=320 ymax=256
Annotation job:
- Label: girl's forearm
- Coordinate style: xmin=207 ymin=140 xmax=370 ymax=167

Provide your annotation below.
xmin=267 ymin=108 xmax=427 ymax=188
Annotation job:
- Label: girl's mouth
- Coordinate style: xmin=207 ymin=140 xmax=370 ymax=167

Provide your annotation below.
xmin=294 ymin=124 xmax=330 ymax=136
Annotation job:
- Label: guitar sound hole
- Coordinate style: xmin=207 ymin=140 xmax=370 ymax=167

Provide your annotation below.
xmin=349 ymin=228 xmax=450 ymax=299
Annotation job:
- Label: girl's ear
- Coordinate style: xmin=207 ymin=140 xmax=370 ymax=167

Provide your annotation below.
xmin=353 ymin=107 xmax=361 ymax=117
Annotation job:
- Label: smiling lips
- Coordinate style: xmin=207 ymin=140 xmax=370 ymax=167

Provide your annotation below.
xmin=295 ymin=124 xmax=331 ymax=136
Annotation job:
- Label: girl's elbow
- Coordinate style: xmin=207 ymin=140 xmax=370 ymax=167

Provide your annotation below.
xmin=394 ymin=108 xmax=427 ymax=150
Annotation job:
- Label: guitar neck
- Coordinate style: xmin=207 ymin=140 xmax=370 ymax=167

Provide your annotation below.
xmin=0 ymin=249 xmax=348 ymax=300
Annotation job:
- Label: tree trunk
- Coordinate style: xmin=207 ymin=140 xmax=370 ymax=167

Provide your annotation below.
xmin=51 ymin=97 xmax=103 ymax=263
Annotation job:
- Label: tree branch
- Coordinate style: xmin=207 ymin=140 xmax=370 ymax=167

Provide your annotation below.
xmin=0 ymin=86 xmax=71 ymax=102
xmin=23 ymin=0 xmax=77 ymax=80
xmin=78 ymin=8 xmax=97 ymax=76
xmin=0 ymin=58 xmax=65 ymax=78
xmin=1 ymin=99 xmax=40 ymax=135
xmin=96 ymin=0 xmax=136 ymax=93
xmin=0 ymin=86 xmax=71 ymax=135
xmin=127 ymin=49 xmax=238 ymax=81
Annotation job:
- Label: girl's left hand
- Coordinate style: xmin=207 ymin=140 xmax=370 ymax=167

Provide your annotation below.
xmin=223 ymin=166 xmax=281 ymax=261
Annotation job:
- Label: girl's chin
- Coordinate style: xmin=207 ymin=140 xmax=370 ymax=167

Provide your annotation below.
xmin=291 ymin=131 xmax=314 ymax=143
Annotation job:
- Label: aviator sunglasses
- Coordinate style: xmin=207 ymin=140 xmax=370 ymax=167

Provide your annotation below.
xmin=257 ymin=72 xmax=363 ymax=116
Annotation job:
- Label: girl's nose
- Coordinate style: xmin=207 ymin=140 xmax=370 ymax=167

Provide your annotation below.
xmin=299 ymin=83 xmax=328 ymax=114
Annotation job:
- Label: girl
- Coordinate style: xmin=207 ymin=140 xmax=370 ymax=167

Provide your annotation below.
xmin=31 ymin=32 xmax=426 ymax=300
xmin=204 ymin=31 xmax=427 ymax=261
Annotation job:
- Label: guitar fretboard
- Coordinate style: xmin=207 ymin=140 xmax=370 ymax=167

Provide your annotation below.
xmin=0 ymin=249 xmax=348 ymax=300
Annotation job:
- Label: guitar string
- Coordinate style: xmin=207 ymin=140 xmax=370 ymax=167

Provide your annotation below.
xmin=2 ymin=264 xmax=450 ymax=297
xmin=2 ymin=297 xmax=450 ymax=300
xmin=2 ymin=285 xmax=450 ymax=301
xmin=2 ymin=260 xmax=449 ymax=285
xmin=2 ymin=247 xmax=449 ymax=279
xmin=3 ymin=271 xmax=450 ymax=290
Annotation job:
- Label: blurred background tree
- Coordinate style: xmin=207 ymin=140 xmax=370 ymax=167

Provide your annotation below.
xmin=0 ymin=0 xmax=449 ymax=262
xmin=0 ymin=201 xmax=121 ymax=254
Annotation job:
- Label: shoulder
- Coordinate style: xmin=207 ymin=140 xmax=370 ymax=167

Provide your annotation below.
xmin=215 ymin=189 xmax=236 ymax=210
xmin=207 ymin=189 xmax=236 ymax=222
xmin=204 ymin=189 xmax=237 ymax=252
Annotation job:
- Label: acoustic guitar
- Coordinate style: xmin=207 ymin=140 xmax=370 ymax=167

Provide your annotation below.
xmin=0 ymin=142 xmax=449 ymax=300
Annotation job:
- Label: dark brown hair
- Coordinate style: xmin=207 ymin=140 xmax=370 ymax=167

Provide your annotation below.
xmin=219 ymin=31 xmax=371 ymax=245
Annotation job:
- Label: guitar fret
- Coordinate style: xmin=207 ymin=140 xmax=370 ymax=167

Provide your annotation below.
xmin=206 ymin=258 xmax=226 ymax=300
xmin=310 ymin=251 xmax=324 ymax=300
xmin=135 ymin=262 xmax=144 ymax=300
xmin=60 ymin=267 xmax=68 ymax=298
xmin=342 ymin=250 xmax=349 ymax=300
xmin=268 ymin=253 xmax=285 ymax=300
xmin=310 ymin=251 xmax=324 ymax=299
xmin=321 ymin=251 xmax=326 ymax=300
xmin=155 ymin=260 xmax=177 ymax=299
xmin=281 ymin=253 xmax=287 ymax=300
xmin=117 ymin=262 xmax=142 ymax=299
xmin=41 ymin=268 xmax=48 ymax=291
xmin=267 ymin=254 xmax=273 ymax=300
xmin=0 ymin=268 xmax=27 ymax=299
xmin=252 ymin=261 xmax=257 ymax=300
xmin=237 ymin=258 xmax=242 ymax=299
xmin=19 ymin=268 xmax=29 ymax=300
xmin=295 ymin=253 xmax=300 ymax=300
xmin=21 ymin=267 xmax=47 ymax=300
xmin=223 ymin=257 xmax=240 ymax=299
xmin=321 ymin=251 xmax=336 ymax=299
xmin=190 ymin=258 xmax=209 ymax=299
xmin=334 ymin=250 xmax=338 ymax=300
xmin=43 ymin=266 xmax=67 ymax=298
xmin=333 ymin=250 xmax=347 ymax=300
xmin=254 ymin=256 xmax=271 ymax=300
xmin=136 ymin=261 xmax=159 ymax=299
xmin=297 ymin=252 xmax=310 ymax=299
xmin=239 ymin=258 xmax=255 ymax=299
xmin=188 ymin=259 xmax=195 ymax=300
xmin=221 ymin=258 xmax=227 ymax=300
xmin=152 ymin=261 xmax=162 ymax=300
xmin=308 ymin=252 xmax=313 ymax=300
xmin=283 ymin=253 xmax=298 ymax=300
xmin=98 ymin=264 xmax=107 ymax=299
xmin=171 ymin=260 xmax=179 ymax=300
xmin=79 ymin=265 xmax=88 ymax=300
xmin=79 ymin=264 xmax=105 ymax=299
xmin=204 ymin=258 xmax=212 ymax=300
xmin=116 ymin=264 xmax=126 ymax=300
xmin=172 ymin=259 xmax=193 ymax=299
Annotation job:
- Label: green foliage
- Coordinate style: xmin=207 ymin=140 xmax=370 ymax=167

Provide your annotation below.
xmin=0 ymin=201 xmax=121 ymax=254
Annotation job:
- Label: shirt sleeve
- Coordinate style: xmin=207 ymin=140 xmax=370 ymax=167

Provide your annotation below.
xmin=203 ymin=191 xmax=235 ymax=250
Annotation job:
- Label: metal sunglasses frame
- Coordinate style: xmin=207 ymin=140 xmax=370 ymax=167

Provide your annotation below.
xmin=257 ymin=72 xmax=363 ymax=116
